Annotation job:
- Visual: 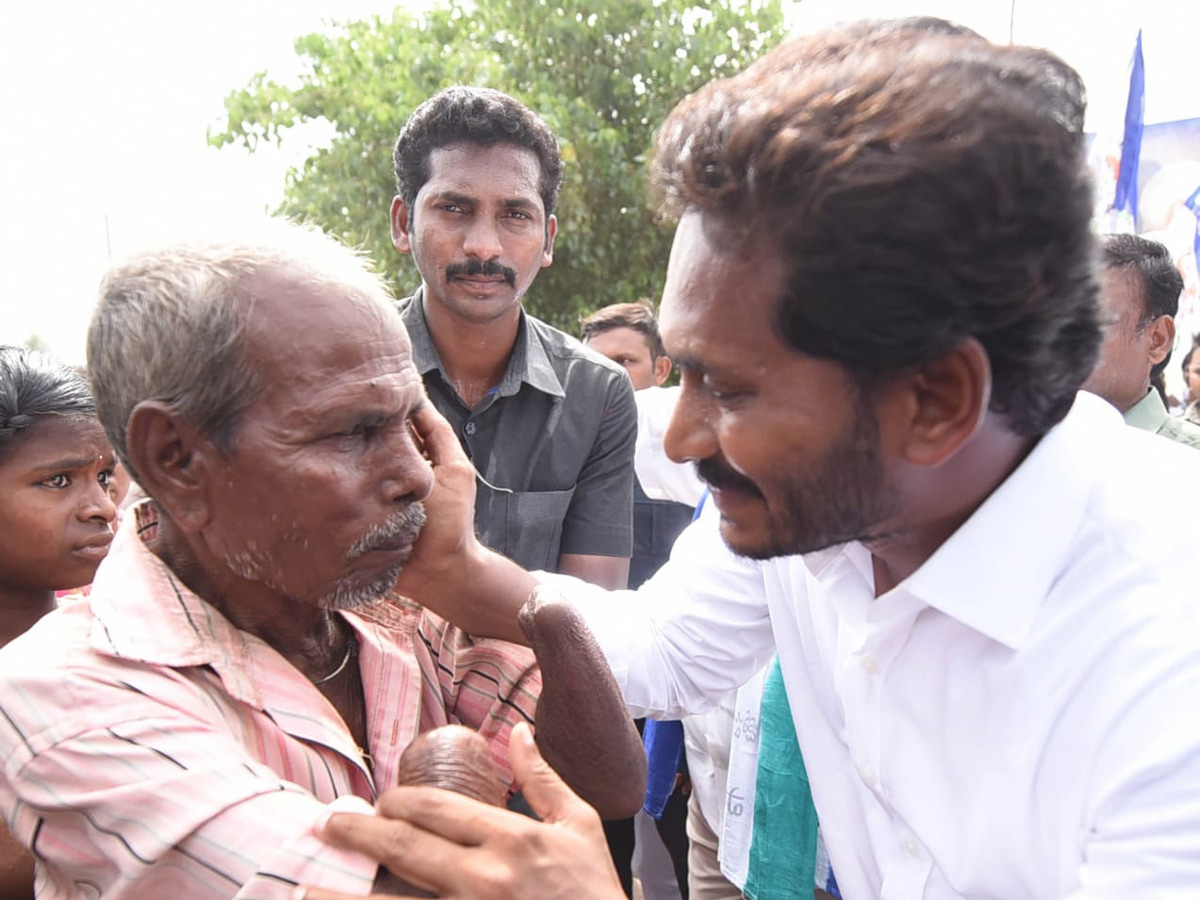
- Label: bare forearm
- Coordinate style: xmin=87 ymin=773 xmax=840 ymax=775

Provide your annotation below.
xmin=520 ymin=587 xmax=646 ymax=819
xmin=444 ymin=546 xmax=538 ymax=644
xmin=399 ymin=541 xmax=538 ymax=645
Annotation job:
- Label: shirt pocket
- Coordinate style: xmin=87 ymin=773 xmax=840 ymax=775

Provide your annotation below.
xmin=474 ymin=479 xmax=576 ymax=572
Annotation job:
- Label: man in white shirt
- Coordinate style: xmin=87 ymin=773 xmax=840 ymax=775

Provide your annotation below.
xmin=297 ymin=19 xmax=1200 ymax=900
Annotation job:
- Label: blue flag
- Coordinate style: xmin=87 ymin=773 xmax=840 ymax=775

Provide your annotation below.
xmin=1112 ymin=30 xmax=1145 ymax=228
xmin=1186 ymin=185 xmax=1200 ymax=285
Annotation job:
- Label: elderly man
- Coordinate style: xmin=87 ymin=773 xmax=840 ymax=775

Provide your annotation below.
xmin=295 ymin=19 xmax=1200 ymax=900
xmin=0 ymin=222 xmax=644 ymax=899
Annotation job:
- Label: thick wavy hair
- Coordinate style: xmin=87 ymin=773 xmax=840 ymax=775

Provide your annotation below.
xmin=650 ymin=18 xmax=1101 ymax=438
xmin=393 ymin=86 xmax=563 ymax=220
xmin=0 ymin=346 xmax=96 ymax=455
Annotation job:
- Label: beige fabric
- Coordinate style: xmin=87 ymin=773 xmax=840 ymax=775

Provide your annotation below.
xmin=686 ymin=792 xmax=743 ymax=900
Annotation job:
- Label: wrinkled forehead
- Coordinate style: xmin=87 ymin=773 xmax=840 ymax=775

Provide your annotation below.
xmin=239 ymin=266 xmax=414 ymax=381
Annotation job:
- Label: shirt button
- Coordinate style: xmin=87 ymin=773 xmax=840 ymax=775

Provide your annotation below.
xmin=860 ymin=654 xmax=878 ymax=674
xmin=464 ymin=421 xmax=477 ymax=436
xmin=902 ymin=836 xmax=920 ymax=856
xmin=859 ymin=764 xmax=877 ymax=787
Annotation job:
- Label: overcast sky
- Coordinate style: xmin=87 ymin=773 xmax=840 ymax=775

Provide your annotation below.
xmin=2 ymin=0 xmax=1197 ymax=363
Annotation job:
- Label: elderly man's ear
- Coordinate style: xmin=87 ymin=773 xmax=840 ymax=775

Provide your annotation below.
xmin=125 ymin=401 xmax=216 ymax=532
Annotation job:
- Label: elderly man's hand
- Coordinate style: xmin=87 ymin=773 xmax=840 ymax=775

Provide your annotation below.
xmin=392 ymin=402 xmax=481 ymax=601
xmin=296 ymin=723 xmax=625 ymax=900
xmin=393 ymin=403 xmax=539 ymax=644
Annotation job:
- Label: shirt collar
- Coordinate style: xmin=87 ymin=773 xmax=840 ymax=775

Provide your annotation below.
xmin=86 ymin=501 xmax=368 ymax=710
xmin=500 ymin=315 xmax=566 ymax=399
xmin=1120 ymin=387 xmax=1168 ymax=432
xmin=891 ymin=392 xmax=1120 ymax=650
xmin=399 ymin=286 xmax=565 ymax=400
xmin=397 ymin=287 xmax=442 ymax=377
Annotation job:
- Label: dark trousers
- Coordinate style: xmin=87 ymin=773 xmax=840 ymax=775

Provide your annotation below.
xmin=604 ymin=720 xmax=690 ymax=899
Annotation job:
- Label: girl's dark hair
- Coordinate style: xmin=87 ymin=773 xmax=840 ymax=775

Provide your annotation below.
xmin=0 ymin=346 xmax=96 ymax=454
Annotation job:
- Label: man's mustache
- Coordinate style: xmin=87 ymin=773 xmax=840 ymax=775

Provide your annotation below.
xmin=696 ymin=459 xmax=763 ymax=498
xmin=445 ymin=259 xmax=516 ymax=287
xmin=349 ymin=503 xmax=428 ymax=558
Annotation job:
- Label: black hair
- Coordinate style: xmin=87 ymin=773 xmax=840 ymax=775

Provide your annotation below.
xmin=1101 ymin=232 xmax=1185 ymax=324
xmin=1183 ymin=336 xmax=1200 ymax=376
xmin=0 ymin=346 xmax=96 ymax=454
xmin=1101 ymin=232 xmax=1185 ymax=382
xmin=393 ymin=86 xmax=563 ymax=220
xmin=651 ymin=19 xmax=1100 ymax=438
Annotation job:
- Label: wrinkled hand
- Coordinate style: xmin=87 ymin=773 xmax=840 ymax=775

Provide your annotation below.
xmin=296 ymin=722 xmax=625 ymax=900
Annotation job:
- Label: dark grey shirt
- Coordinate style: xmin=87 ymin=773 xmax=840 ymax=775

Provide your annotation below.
xmin=398 ymin=290 xmax=636 ymax=572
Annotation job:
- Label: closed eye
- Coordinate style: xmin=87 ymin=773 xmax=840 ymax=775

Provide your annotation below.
xmin=342 ymin=422 xmax=380 ymax=439
xmin=705 ymin=381 xmax=751 ymax=406
xmin=333 ymin=413 xmax=395 ymax=442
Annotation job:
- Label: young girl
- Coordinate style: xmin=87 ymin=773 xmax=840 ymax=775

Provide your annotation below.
xmin=0 ymin=345 xmax=122 ymax=899
xmin=0 ymin=346 xmax=122 ymax=643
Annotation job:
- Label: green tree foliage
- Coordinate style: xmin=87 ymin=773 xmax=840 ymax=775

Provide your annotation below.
xmin=211 ymin=0 xmax=785 ymax=330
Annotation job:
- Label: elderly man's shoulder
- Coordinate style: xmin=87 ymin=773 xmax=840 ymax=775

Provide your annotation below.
xmin=0 ymin=600 xmax=178 ymax=761
xmin=0 ymin=599 xmax=97 ymax=683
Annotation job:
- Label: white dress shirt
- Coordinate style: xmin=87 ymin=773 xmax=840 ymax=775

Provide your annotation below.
xmin=551 ymin=393 xmax=1200 ymax=900
xmin=634 ymin=385 xmax=707 ymax=506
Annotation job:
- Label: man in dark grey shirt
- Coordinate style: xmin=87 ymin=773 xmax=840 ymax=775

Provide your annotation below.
xmin=390 ymin=87 xmax=636 ymax=586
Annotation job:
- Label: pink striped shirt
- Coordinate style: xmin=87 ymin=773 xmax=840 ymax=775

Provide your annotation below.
xmin=0 ymin=502 xmax=540 ymax=899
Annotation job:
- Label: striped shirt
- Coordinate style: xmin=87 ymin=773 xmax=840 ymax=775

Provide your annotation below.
xmin=0 ymin=502 xmax=540 ymax=899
